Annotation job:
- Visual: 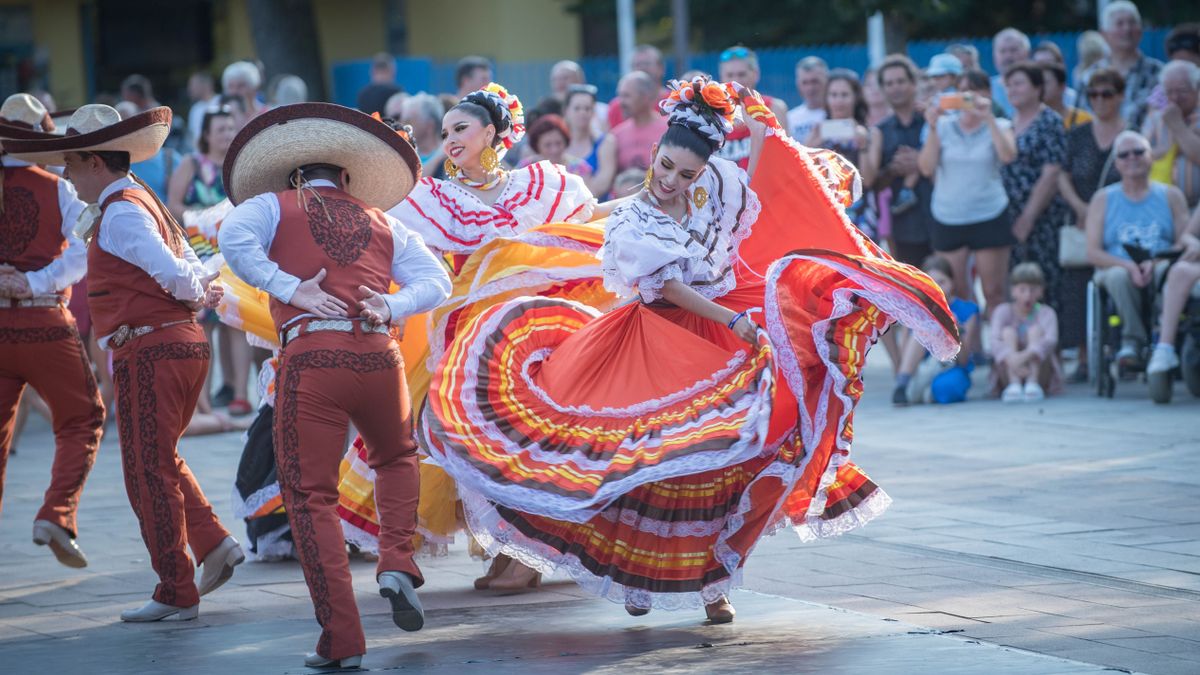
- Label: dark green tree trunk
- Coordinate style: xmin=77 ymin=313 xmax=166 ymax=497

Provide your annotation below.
xmin=246 ymin=0 xmax=327 ymax=101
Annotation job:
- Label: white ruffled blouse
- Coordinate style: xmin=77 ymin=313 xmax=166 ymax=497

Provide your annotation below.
xmin=601 ymin=156 xmax=760 ymax=303
xmin=390 ymin=160 xmax=597 ymax=255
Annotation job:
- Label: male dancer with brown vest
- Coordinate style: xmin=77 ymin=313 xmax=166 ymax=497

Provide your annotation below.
xmin=0 ymin=94 xmax=102 ymax=568
xmin=219 ymin=103 xmax=450 ymax=669
xmin=7 ymin=104 xmax=244 ymax=622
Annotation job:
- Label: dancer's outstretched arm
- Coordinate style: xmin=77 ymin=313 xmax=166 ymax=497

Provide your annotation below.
xmin=660 ymin=278 xmax=756 ymax=343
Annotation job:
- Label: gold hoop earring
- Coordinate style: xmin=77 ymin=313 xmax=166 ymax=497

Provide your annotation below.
xmin=481 ymin=146 xmax=500 ymax=172
xmin=443 ymin=158 xmax=459 ymax=178
xmin=692 ymin=186 xmax=708 ymax=209
xmin=643 ymin=167 xmax=653 ymax=191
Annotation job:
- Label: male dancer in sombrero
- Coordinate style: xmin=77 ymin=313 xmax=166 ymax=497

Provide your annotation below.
xmin=6 ymin=104 xmax=245 ymax=622
xmin=218 ymin=103 xmax=451 ymax=669
xmin=0 ymin=94 xmax=103 ymax=569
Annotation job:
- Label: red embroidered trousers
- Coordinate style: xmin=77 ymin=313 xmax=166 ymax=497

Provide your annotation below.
xmin=274 ymin=326 xmax=423 ymax=660
xmin=111 ymin=322 xmax=230 ymax=607
xmin=0 ymin=306 xmax=104 ymax=536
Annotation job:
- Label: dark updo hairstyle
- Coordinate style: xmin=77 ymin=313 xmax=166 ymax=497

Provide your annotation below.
xmin=659 ymin=122 xmax=720 ymax=162
xmin=450 ymin=91 xmax=511 ymax=149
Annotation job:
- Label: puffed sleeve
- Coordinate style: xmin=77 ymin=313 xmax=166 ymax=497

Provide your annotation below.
xmin=528 ymin=160 xmax=597 ymax=224
xmin=600 ymin=199 xmax=693 ymax=302
xmin=697 ymin=156 xmax=761 ymax=249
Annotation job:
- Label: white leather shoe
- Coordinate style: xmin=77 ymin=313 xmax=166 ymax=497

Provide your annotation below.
xmin=32 ymin=520 xmax=88 ymax=568
xmin=379 ymin=571 xmax=424 ymax=631
xmin=120 ymin=599 xmax=199 ymax=622
xmin=197 ymin=536 xmax=245 ymax=596
xmin=303 ymin=653 xmax=362 ymax=669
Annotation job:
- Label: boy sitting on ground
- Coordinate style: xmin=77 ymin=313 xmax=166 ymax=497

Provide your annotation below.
xmin=893 ymin=255 xmax=981 ymax=405
xmin=989 ymin=262 xmax=1064 ymax=402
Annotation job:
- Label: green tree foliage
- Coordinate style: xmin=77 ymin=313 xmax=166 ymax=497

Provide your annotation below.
xmin=567 ymin=0 xmax=1199 ymax=52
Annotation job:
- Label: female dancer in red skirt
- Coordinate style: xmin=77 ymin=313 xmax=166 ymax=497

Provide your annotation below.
xmin=423 ymin=78 xmax=960 ymax=621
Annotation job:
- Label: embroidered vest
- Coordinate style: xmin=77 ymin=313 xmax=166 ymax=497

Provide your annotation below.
xmin=267 ymin=187 xmax=395 ymax=330
xmin=87 ymin=188 xmax=193 ymax=338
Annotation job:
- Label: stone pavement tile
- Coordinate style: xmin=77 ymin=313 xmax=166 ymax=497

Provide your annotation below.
xmin=1031 ymin=623 xmax=1158 ymax=641
xmin=1013 ymin=583 xmax=1186 ymax=609
xmin=1098 ymin=635 xmax=1200 ymax=655
xmin=0 ymin=622 xmax=55 ymax=642
xmin=1047 ymin=644 xmax=1199 ymax=675
xmin=1144 ymin=540 xmax=1200 ymax=556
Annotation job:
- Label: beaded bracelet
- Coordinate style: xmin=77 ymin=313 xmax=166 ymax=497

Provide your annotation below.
xmin=727 ymin=310 xmax=749 ymax=330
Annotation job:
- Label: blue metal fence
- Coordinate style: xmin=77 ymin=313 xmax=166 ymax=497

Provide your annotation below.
xmin=331 ymin=28 xmax=1172 ymax=110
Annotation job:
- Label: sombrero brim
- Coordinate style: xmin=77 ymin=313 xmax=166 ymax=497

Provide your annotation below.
xmin=223 ymin=102 xmax=420 ymax=210
xmin=0 ymin=123 xmax=57 ymax=144
xmin=2 ymin=107 xmax=170 ymax=165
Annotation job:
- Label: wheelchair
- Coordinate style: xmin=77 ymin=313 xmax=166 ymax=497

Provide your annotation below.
xmin=1087 ymin=248 xmax=1200 ymax=403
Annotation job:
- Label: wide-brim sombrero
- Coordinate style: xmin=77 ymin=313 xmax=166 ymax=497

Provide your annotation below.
xmin=223 ymin=102 xmax=420 ymax=210
xmin=0 ymin=93 xmax=57 ymax=144
xmin=3 ymin=105 xmax=171 ymax=165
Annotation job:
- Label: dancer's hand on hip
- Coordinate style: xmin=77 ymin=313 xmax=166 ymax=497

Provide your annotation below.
xmin=290 ymin=268 xmax=349 ymax=319
xmin=357 ymin=285 xmax=391 ymax=327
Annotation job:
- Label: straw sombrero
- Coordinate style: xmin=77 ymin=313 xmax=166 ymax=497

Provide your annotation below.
xmin=0 ymin=94 xmax=57 ymax=142
xmin=223 ymin=102 xmax=420 ymax=210
xmin=3 ymin=104 xmax=171 ymax=165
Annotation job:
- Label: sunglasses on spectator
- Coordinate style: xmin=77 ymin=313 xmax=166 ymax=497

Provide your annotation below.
xmin=720 ymin=47 xmax=751 ymax=62
xmin=1116 ymin=148 xmax=1146 ymax=159
xmin=1087 ymin=89 xmax=1118 ymax=99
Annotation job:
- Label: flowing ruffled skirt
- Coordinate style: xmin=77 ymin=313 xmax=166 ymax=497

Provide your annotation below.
xmin=336 ymin=223 xmax=618 ymax=553
xmin=421 ymin=132 xmax=960 ymax=608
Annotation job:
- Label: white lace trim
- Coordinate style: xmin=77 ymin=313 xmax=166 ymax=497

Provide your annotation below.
xmin=230 ymin=482 xmax=281 ymax=520
xmin=340 ymin=519 xmax=380 ymax=554
xmin=459 ymin=488 xmax=742 ymax=610
xmin=255 ymin=358 xmax=278 ymax=408
xmin=600 ymin=158 xmax=761 ymax=303
xmin=762 ymin=253 xmax=957 ymax=519
xmin=429 ymin=295 xmax=775 ymax=521
xmin=395 ymin=162 xmax=597 ymax=254
xmin=457 ymin=445 xmax=890 ymax=610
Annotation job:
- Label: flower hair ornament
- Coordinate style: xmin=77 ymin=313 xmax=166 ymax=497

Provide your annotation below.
xmin=466 ymin=82 xmax=526 ymax=159
xmin=658 ymin=76 xmax=738 ymax=148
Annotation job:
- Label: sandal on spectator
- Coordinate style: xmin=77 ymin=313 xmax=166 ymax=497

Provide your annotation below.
xmin=228 ymin=399 xmax=253 ymax=416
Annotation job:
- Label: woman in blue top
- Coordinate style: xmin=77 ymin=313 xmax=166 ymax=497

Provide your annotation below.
xmin=563 ymin=84 xmax=617 ymax=197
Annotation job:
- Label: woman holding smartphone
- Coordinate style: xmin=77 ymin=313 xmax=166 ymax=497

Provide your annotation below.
xmin=918 ymin=68 xmax=1018 ymax=315
xmin=806 ymin=69 xmax=874 ymax=233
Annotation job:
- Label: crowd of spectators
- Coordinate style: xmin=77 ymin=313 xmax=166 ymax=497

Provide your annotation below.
xmin=14 ymin=0 xmax=1198 ymax=435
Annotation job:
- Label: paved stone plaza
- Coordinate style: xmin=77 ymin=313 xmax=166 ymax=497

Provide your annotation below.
xmin=2 ymin=355 xmax=1197 ymax=673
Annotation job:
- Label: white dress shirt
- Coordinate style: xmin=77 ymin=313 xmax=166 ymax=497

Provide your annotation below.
xmin=96 ymin=175 xmax=208 ymax=302
xmin=1 ymin=156 xmax=88 ymax=297
xmin=218 ymin=179 xmax=451 ymax=325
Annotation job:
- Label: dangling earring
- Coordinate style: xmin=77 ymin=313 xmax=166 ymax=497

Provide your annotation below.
xmin=444 ymin=158 xmax=459 ymax=178
xmin=692 ymin=186 xmax=709 ymax=209
xmin=480 ymin=146 xmax=500 ymax=173
xmin=643 ymin=167 xmax=654 ymax=191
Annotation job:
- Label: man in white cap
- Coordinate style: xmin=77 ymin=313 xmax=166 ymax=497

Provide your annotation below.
xmin=5 ymin=103 xmax=245 ymax=623
xmin=0 ymin=93 xmax=103 ymax=569
xmin=219 ymin=103 xmax=450 ymax=669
